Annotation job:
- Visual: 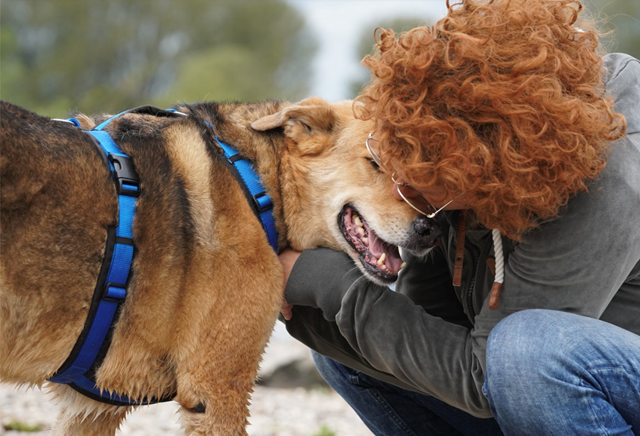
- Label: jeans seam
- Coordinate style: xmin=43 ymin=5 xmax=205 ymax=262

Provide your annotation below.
xmin=364 ymin=386 xmax=420 ymax=436
xmin=580 ymin=364 xmax=633 ymax=436
xmin=321 ymin=356 xmax=419 ymax=435
xmin=330 ymin=359 xmax=366 ymax=387
xmin=578 ymin=377 xmax=613 ymax=436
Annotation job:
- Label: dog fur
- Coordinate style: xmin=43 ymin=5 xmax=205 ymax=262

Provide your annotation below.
xmin=0 ymin=98 xmax=439 ymax=435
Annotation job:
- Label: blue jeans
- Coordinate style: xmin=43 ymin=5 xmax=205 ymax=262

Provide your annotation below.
xmin=485 ymin=309 xmax=640 ymax=435
xmin=313 ymin=309 xmax=640 ymax=436
xmin=312 ymin=352 xmax=503 ymax=436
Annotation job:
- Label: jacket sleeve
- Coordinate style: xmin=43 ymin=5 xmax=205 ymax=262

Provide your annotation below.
xmin=395 ymin=248 xmax=472 ymax=329
xmin=284 ymin=247 xmax=495 ymax=417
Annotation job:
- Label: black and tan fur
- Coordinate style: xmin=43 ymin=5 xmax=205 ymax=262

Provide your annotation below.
xmin=0 ymin=98 xmax=435 ymax=435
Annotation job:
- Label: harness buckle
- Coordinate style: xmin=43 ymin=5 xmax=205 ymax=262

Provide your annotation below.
xmin=103 ymin=282 xmax=127 ymax=302
xmin=253 ymin=192 xmax=273 ymax=213
xmin=109 ymin=155 xmax=141 ymax=197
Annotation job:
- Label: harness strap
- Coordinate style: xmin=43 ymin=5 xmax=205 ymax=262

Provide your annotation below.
xmin=197 ymin=118 xmax=278 ymax=252
xmin=214 ymin=135 xmax=278 ymax=251
xmin=48 ymin=109 xmax=171 ymax=406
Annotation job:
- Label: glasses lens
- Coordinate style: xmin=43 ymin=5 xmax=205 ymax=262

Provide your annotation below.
xmin=396 ymin=183 xmax=438 ymax=215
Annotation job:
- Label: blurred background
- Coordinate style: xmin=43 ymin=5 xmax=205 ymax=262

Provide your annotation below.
xmin=0 ymin=1 xmax=638 ymax=435
xmin=1 ymin=0 xmax=637 ymax=118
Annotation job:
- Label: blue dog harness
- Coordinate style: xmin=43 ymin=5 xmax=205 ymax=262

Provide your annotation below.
xmin=48 ymin=106 xmax=278 ymax=405
xmin=208 ymin=123 xmax=279 ymax=251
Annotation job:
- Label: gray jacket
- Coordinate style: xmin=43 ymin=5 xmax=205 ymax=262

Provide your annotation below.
xmin=284 ymin=53 xmax=640 ymax=418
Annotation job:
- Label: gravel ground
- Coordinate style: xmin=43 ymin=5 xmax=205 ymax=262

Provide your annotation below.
xmin=0 ymin=325 xmax=373 ymax=436
xmin=0 ymin=384 xmax=372 ymax=436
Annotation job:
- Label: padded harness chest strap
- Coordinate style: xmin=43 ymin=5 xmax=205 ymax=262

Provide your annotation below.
xmin=48 ymin=108 xmax=173 ymax=406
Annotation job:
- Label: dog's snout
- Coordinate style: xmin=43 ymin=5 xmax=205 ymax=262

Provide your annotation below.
xmin=405 ymin=216 xmax=441 ymax=253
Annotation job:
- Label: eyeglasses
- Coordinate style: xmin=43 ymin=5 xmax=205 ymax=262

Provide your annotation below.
xmin=365 ymin=131 xmax=460 ymax=219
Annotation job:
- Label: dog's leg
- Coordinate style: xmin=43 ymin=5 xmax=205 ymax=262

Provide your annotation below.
xmin=175 ymin=318 xmax=276 ymax=436
xmin=51 ymin=409 xmax=129 ymax=436
xmin=174 ymin=277 xmax=281 ymax=436
xmin=47 ymin=384 xmax=130 ymax=436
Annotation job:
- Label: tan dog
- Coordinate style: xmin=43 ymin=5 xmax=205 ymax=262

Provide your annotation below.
xmin=0 ymin=97 xmax=440 ymax=435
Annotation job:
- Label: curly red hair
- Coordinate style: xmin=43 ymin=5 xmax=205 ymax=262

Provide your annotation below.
xmin=355 ymin=0 xmax=626 ymax=240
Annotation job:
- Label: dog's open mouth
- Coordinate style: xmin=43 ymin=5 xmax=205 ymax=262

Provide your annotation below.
xmin=338 ymin=204 xmax=405 ymax=283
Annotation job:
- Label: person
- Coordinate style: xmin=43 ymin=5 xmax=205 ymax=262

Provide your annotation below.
xmin=277 ymin=0 xmax=640 ymax=435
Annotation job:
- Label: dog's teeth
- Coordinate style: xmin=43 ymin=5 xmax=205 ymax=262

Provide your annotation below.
xmin=354 ymin=215 xmax=363 ymax=227
xmin=400 ymin=262 xmax=407 ymax=270
xmin=377 ymin=253 xmax=386 ymax=265
xmin=357 ymin=227 xmax=366 ymax=236
xmin=362 ymin=237 xmax=369 ymax=245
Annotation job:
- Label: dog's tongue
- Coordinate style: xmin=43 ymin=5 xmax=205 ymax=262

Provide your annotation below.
xmin=368 ymin=228 xmax=403 ymax=272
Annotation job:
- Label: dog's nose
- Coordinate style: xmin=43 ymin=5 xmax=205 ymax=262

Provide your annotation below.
xmin=413 ymin=216 xmax=435 ymax=236
xmin=406 ymin=216 xmax=441 ymax=252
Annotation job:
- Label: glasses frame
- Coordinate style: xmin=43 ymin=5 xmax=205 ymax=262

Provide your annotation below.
xmin=365 ymin=131 xmax=458 ymax=219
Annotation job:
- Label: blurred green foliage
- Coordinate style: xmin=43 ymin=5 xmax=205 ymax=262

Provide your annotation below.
xmin=350 ymin=0 xmax=639 ymax=97
xmin=311 ymin=425 xmax=337 ymax=436
xmin=0 ymin=0 xmax=317 ymax=117
xmin=1 ymin=1 xmax=635 ymax=118
xmin=582 ymin=0 xmax=640 ymax=59
xmin=2 ymin=420 xmax=43 ymax=432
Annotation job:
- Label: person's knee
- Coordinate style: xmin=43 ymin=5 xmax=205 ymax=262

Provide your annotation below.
xmin=484 ymin=310 xmax=576 ymax=401
xmin=484 ymin=310 xmax=640 ymax=433
xmin=486 ymin=309 xmax=559 ymax=369
xmin=486 ymin=309 xmax=610 ymax=372
xmin=484 ymin=310 xmax=612 ymax=408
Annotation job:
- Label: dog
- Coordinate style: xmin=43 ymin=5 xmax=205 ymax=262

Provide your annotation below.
xmin=0 ymin=97 xmax=440 ymax=435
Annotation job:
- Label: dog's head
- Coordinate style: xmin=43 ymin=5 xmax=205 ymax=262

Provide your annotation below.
xmin=252 ymin=97 xmax=441 ymax=285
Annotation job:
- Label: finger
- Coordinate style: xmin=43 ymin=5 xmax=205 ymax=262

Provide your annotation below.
xmin=281 ymin=302 xmax=293 ymax=321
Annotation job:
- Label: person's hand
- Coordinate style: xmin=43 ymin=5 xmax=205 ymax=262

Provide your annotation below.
xmin=278 ymin=248 xmax=302 ymax=320
xmin=281 ymin=300 xmax=294 ymax=321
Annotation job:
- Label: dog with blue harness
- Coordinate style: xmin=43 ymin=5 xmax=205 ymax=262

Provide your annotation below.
xmin=0 ymin=97 xmax=440 ymax=435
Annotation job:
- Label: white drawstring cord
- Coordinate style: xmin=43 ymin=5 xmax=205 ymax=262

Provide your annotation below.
xmin=489 ymin=228 xmax=504 ymax=310
xmin=492 ymin=228 xmax=504 ymax=285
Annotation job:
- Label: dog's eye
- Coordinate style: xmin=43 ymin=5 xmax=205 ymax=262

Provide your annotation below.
xmin=369 ymin=159 xmax=381 ymax=170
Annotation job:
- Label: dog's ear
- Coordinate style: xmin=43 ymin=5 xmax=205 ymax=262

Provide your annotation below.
xmin=251 ymin=97 xmax=336 ymax=150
